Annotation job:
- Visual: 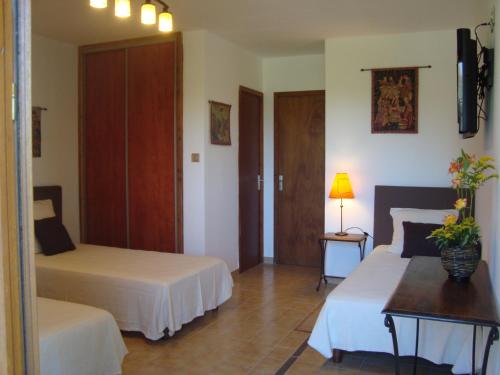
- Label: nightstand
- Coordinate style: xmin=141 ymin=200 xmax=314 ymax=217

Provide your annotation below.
xmin=316 ymin=232 xmax=368 ymax=291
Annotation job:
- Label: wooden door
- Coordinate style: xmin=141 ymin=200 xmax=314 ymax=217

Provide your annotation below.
xmin=239 ymin=86 xmax=263 ymax=273
xmin=275 ymin=91 xmax=325 ymax=267
xmin=84 ymin=50 xmax=127 ymax=247
xmin=127 ymin=42 xmax=176 ymax=252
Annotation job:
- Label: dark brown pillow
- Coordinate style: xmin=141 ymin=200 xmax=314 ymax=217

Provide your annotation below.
xmin=401 ymin=222 xmax=442 ymax=259
xmin=34 ymin=217 xmax=75 ymax=256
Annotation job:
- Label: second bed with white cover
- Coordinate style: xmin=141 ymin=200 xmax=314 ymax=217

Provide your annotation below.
xmin=36 ymin=244 xmax=233 ymax=340
xmin=308 ymin=245 xmax=483 ymax=374
xmin=38 ymin=297 xmax=127 ymax=375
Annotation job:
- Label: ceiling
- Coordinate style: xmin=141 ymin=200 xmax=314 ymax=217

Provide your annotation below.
xmin=32 ymin=0 xmax=491 ymax=57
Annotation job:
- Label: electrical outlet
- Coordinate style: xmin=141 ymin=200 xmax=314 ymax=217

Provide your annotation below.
xmin=191 ymin=153 xmax=200 ymax=163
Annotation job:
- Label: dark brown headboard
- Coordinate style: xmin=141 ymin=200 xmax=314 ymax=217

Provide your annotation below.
xmin=33 ymin=185 xmax=62 ymax=224
xmin=373 ymin=185 xmax=458 ymax=248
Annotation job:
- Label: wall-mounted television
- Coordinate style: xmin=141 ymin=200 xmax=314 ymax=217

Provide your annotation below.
xmin=457 ymin=28 xmax=478 ymax=139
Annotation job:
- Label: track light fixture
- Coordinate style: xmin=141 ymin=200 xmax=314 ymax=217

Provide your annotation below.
xmin=89 ymin=0 xmax=174 ymax=32
xmin=141 ymin=0 xmax=157 ymax=25
xmin=90 ymin=0 xmax=107 ymax=8
xmin=115 ymin=0 xmax=131 ymax=18
xmin=159 ymin=6 xmax=173 ymax=32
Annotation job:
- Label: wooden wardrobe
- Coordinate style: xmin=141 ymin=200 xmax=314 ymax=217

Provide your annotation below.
xmin=79 ymin=35 xmax=183 ymax=253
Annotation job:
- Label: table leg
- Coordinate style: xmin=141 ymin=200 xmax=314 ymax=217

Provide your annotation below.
xmin=316 ymin=239 xmax=326 ymax=291
xmin=384 ymin=315 xmax=400 ymax=375
xmin=481 ymin=326 xmax=499 ymax=375
xmin=413 ymin=318 xmax=419 ymax=375
xmin=361 ymin=238 xmax=367 ymax=260
xmin=472 ymin=325 xmax=476 ymax=375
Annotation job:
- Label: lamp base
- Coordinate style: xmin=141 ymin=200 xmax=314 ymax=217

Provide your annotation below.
xmin=335 ymin=231 xmax=348 ymax=236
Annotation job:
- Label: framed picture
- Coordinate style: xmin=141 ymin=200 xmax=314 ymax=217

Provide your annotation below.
xmin=210 ymin=100 xmax=232 ymax=145
xmin=371 ymin=67 xmax=418 ymax=134
xmin=32 ymin=106 xmax=42 ymax=157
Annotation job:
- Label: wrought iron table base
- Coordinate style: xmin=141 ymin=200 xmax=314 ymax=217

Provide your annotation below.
xmin=316 ymin=238 xmax=366 ymax=291
xmin=384 ymin=314 xmax=499 ymax=375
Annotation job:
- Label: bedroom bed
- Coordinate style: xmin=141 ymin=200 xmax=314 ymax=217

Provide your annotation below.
xmin=34 ymin=186 xmax=233 ymax=341
xmin=308 ymin=185 xmax=482 ymax=374
xmin=38 ymin=297 xmax=127 ymax=375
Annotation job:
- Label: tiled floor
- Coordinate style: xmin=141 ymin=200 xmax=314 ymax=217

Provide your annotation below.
xmin=121 ymin=263 xmax=453 ymax=375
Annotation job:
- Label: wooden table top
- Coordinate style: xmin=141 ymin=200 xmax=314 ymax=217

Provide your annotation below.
xmin=320 ymin=233 xmax=367 ymax=242
xmin=383 ymin=256 xmax=500 ymax=327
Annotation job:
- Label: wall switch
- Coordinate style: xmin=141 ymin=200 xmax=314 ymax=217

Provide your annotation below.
xmin=191 ymin=153 xmax=200 ymax=162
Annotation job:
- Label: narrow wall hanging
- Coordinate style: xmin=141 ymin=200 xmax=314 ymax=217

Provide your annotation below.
xmin=32 ymin=106 xmax=47 ymax=157
xmin=209 ymin=101 xmax=232 ymax=145
xmin=366 ymin=66 xmax=425 ymax=134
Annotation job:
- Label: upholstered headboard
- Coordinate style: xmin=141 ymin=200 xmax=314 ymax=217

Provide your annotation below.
xmin=373 ymin=185 xmax=458 ymax=248
xmin=33 ymin=185 xmax=62 ymax=224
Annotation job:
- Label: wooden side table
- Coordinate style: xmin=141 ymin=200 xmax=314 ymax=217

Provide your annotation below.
xmin=383 ymin=257 xmax=499 ymax=375
xmin=316 ymin=232 xmax=368 ymax=291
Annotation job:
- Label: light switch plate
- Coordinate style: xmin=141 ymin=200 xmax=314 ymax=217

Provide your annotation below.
xmin=191 ymin=153 xmax=200 ymax=162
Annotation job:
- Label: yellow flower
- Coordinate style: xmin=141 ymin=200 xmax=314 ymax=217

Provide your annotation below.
xmin=444 ymin=214 xmax=458 ymax=226
xmin=479 ymin=156 xmax=493 ymax=163
xmin=454 ymin=198 xmax=467 ymax=210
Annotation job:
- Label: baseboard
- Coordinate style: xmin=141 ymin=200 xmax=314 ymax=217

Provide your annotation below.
xmin=263 ymin=257 xmax=274 ymax=264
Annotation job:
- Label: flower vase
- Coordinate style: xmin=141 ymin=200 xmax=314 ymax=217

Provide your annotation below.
xmin=441 ymin=243 xmax=481 ymax=282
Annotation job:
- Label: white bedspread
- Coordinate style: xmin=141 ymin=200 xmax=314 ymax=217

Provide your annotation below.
xmin=36 ymin=244 xmax=233 ymax=340
xmin=308 ymin=246 xmax=482 ymax=374
xmin=38 ymin=297 xmax=127 ymax=375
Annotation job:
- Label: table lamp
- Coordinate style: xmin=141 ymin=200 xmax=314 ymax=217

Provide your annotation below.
xmin=329 ymin=173 xmax=354 ymax=236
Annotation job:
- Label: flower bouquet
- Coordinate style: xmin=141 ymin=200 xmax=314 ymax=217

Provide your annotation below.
xmin=428 ymin=150 xmax=498 ymax=281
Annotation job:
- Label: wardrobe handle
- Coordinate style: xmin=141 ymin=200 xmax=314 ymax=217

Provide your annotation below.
xmin=278 ymin=175 xmax=284 ymax=192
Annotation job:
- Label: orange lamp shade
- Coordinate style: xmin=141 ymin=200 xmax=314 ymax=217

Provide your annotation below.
xmin=329 ymin=173 xmax=354 ymax=199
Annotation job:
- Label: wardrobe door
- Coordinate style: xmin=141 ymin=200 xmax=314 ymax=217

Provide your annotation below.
xmin=84 ymin=50 xmax=127 ymax=247
xmin=127 ymin=42 xmax=176 ymax=252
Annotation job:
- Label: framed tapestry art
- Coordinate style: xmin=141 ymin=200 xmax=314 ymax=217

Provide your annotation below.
xmin=32 ymin=106 xmax=43 ymax=157
xmin=210 ymin=101 xmax=232 ymax=145
xmin=371 ymin=67 xmax=418 ymax=134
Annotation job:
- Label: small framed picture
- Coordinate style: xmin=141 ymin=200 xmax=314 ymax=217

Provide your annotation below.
xmin=209 ymin=101 xmax=231 ymax=145
xmin=32 ymin=106 xmax=42 ymax=157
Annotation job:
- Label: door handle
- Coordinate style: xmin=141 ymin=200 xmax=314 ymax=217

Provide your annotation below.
xmin=278 ymin=175 xmax=284 ymax=192
xmin=257 ymin=175 xmax=264 ymax=191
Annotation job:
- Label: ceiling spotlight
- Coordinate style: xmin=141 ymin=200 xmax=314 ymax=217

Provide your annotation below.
xmin=141 ymin=1 xmax=157 ymax=25
xmin=90 ymin=0 xmax=107 ymax=8
xmin=159 ymin=8 xmax=173 ymax=32
xmin=115 ymin=0 xmax=131 ymax=18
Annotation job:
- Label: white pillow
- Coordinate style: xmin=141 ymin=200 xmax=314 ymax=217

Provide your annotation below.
xmin=389 ymin=208 xmax=458 ymax=255
xmin=33 ymin=199 xmax=56 ymax=221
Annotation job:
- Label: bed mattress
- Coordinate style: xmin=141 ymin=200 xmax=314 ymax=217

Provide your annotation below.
xmin=36 ymin=244 xmax=233 ymax=340
xmin=38 ymin=297 xmax=127 ymax=375
xmin=308 ymin=245 xmax=483 ymax=374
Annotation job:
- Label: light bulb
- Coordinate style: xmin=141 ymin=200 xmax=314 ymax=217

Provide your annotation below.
xmin=159 ymin=11 xmax=173 ymax=32
xmin=141 ymin=2 xmax=157 ymax=25
xmin=115 ymin=0 xmax=131 ymax=18
xmin=90 ymin=0 xmax=107 ymax=8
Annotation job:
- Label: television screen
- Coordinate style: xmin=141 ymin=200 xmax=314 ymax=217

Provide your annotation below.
xmin=457 ymin=28 xmax=478 ymax=139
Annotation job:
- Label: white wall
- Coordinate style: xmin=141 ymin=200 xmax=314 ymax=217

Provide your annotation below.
xmin=204 ymin=32 xmax=262 ymax=271
xmin=479 ymin=1 xmax=500 ymax=373
xmin=262 ymin=55 xmax=325 ymax=257
xmin=324 ymin=30 xmax=485 ymax=277
xmin=183 ymin=31 xmax=207 ymax=257
xmin=183 ymin=31 xmax=262 ymax=271
xmin=31 ymin=35 xmax=79 ymax=241
xmin=482 ymin=0 xmax=500 ymax=306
